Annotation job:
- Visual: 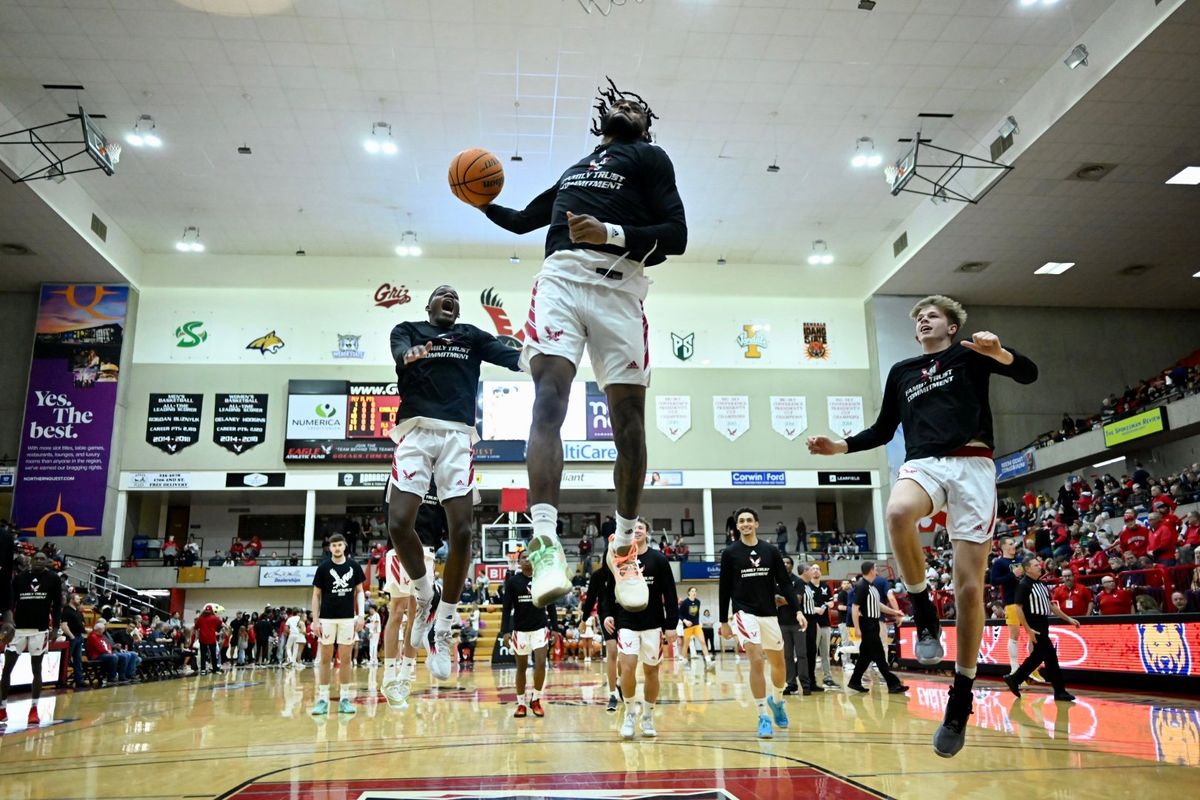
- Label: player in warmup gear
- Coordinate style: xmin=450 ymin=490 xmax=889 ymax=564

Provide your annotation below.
xmin=501 ymin=551 xmax=549 ymax=718
xmin=582 ymin=553 xmax=622 ymax=712
xmin=1003 ymin=557 xmax=1078 ymax=702
xmin=807 ymin=294 xmax=1038 ymax=758
xmin=309 ymin=534 xmax=367 ymax=716
xmin=989 ymin=537 xmax=1029 ymax=678
xmin=389 ymin=285 xmax=521 ymax=680
xmin=719 ymin=508 xmax=804 ymax=740
xmin=846 ymin=562 xmax=909 ymax=696
xmin=479 ymin=78 xmax=688 ymax=610
xmin=599 ymin=519 xmax=678 ymax=739
xmin=365 ymin=607 xmax=381 ymax=666
xmin=1 ymin=553 xmax=62 ymax=726
xmin=678 ymin=587 xmax=714 ymax=670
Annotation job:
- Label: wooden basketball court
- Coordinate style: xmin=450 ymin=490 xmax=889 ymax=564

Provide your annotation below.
xmin=1 ymin=658 xmax=1195 ymax=799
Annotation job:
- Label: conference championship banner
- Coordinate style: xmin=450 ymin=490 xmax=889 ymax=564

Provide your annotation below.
xmin=14 ymin=284 xmax=129 ymax=536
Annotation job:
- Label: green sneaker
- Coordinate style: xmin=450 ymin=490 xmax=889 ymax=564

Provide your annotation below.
xmin=528 ymin=535 xmax=571 ymax=608
xmin=309 ymin=698 xmax=329 ymax=716
xmin=338 ymin=697 xmax=356 ymax=715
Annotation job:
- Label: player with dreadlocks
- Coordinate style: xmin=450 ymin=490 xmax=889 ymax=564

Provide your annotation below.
xmin=479 ymin=78 xmax=687 ymax=611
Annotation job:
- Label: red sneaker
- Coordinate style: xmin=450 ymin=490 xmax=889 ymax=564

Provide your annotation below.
xmin=0 ymin=707 xmax=8 ymax=724
xmin=27 ymin=707 xmax=40 ymax=726
xmin=513 ymin=703 xmax=528 ymax=718
xmin=530 ymin=698 xmax=545 ymax=718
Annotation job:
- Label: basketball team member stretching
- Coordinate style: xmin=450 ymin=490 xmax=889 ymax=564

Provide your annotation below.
xmin=501 ymin=550 xmax=549 ymax=719
xmin=808 ymin=295 xmax=1037 ymax=757
xmin=599 ymin=519 xmax=678 ymax=739
xmin=388 ymin=285 xmax=521 ymax=681
xmin=479 ymin=78 xmax=687 ymax=610
xmin=719 ymin=508 xmax=804 ymax=739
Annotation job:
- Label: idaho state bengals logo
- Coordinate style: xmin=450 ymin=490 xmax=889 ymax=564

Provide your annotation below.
xmin=1152 ymin=707 xmax=1200 ymax=766
xmin=1138 ymin=622 xmax=1191 ymax=675
xmin=480 ymin=288 xmax=524 ymax=350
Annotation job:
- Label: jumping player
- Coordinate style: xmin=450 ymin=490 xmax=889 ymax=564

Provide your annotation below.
xmin=807 ymin=294 xmax=1038 ymax=757
xmin=719 ymin=508 xmax=804 ymax=740
xmin=309 ymin=534 xmax=366 ymax=716
xmin=479 ymin=78 xmax=688 ymax=610
xmin=501 ymin=550 xmax=549 ymax=719
xmin=600 ymin=519 xmax=678 ymax=739
xmin=388 ymin=285 xmax=521 ymax=680
xmin=1 ymin=553 xmax=62 ymax=726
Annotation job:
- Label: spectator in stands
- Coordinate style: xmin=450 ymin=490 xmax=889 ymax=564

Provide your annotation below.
xmin=1096 ymin=576 xmax=1134 ymax=615
xmin=264 ymin=551 xmax=283 ymax=567
xmin=162 ymin=535 xmax=178 ymax=566
xmin=86 ymin=621 xmax=139 ymax=685
xmin=1169 ymin=591 xmax=1195 ymax=613
xmin=248 ymin=534 xmax=263 ymax=558
xmin=1118 ymin=512 xmax=1150 ymax=559
xmin=195 ymin=604 xmax=222 ymax=674
xmin=1148 ymin=511 xmax=1179 ymax=567
xmin=673 ymin=535 xmax=689 ymax=562
xmin=208 ymin=549 xmax=224 ymax=567
xmin=60 ymin=591 xmax=88 ymax=690
xmin=1135 ymin=594 xmax=1160 ymax=614
xmin=775 ymin=522 xmax=788 ymax=555
xmin=459 ymin=615 xmax=478 ymax=665
xmin=1051 ymin=569 xmax=1093 ymax=617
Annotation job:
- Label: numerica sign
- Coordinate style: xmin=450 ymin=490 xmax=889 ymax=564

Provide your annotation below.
xmin=374 ymin=283 xmax=412 ymax=309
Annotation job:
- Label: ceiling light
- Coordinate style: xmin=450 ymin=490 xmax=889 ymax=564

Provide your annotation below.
xmin=851 ymin=137 xmax=881 ymax=168
xmin=1064 ymin=44 xmax=1089 ymax=69
xmin=857 ymin=0 xmax=876 ymax=9
xmin=807 ymin=240 xmax=833 ymax=266
xmin=509 ymin=252 xmax=520 ymax=264
xmin=766 ymin=162 xmax=780 ymax=173
xmin=395 ymin=230 xmax=420 ymax=257
xmin=1193 ymin=270 xmax=1200 ymax=278
xmin=125 ymin=114 xmax=161 ymax=148
xmin=716 ymin=256 xmax=727 ymax=266
xmin=365 ymin=122 xmax=397 ymax=156
xmin=1034 ymin=261 xmax=1075 ymax=275
xmin=1092 ymin=456 xmax=1124 ymax=468
xmin=1022 ymin=0 xmax=1059 ymax=5
xmin=176 ymin=226 xmax=204 ymax=254
xmin=1165 ymin=166 xmax=1200 ymax=185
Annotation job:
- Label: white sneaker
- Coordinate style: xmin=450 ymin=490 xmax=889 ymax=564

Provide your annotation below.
xmin=408 ymin=585 xmax=439 ymax=651
xmin=528 ymin=535 xmax=572 ymax=608
xmin=382 ymin=679 xmax=411 ymax=709
xmin=640 ymin=715 xmax=657 ymax=737
xmin=705 ymin=658 xmax=715 ymax=672
xmin=620 ymin=712 xmax=637 ymax=739
xmin=427 ymin=629 xmax=453 ymax=681
xmin=606 ymin=540 xmax=648 ymax=612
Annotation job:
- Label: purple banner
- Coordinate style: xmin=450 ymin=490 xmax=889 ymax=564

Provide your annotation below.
xmin=13 ymin=284 xmax=129 ymax=537
xmin=585 ymin=380 xmax=612 ymax=441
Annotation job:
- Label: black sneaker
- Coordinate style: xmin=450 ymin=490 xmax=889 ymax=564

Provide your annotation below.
xmin=1003 ymin=674 xmax=1022 ymax=698
xmin=823 ymin=678 xmax=837 ymax=687
xmin=808 ymin=683 xmax=824 ymax=693
xmin=1053 ymin=691 xmax=1076 ymax=703
xmin=846 ymin=682 xmax=869 ymax=694
xmin=909 ymin=590 xmax=944 ymax=666
xmin=933 ymin=681 xmax=974 ymax=758
xmin=782 ymin=684 xmax=798 ymax=696
xmin=605 ymin=694 xmax=619 ymax=713
xmin=888 ymin=683 xmax=909 ymax=694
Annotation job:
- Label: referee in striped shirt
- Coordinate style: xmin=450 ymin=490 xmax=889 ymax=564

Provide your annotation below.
xmin=1003 ymin=557 xmax=1078 ymax=702
xmin=847 ymin=562 xmax=907 ymax=694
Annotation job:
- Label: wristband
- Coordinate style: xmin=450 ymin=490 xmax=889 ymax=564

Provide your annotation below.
xmin=604 ymin=223 xmax=626 ymax=247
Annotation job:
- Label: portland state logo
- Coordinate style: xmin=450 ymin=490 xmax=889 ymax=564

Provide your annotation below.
xmin=671 ymin=332 xmax=694 ymax=361
xmin=175 ymin=321 xmax=207 ymax=348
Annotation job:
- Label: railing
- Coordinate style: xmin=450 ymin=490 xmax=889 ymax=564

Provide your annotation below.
xmin=984 ymin=565 xmax=1199 ymax=615
xmin=61 ymin=554 xmax=164 ymax=618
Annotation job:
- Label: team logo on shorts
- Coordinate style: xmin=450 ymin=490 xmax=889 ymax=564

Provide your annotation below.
xmin=401 ymin=469 xmax=417 ymax=481
xmin=737 ymin=324 xmax=767 ymax=358
xmin=671 ymin=331 xmax=694 ymax=361
xmin=544 ymin=326 xmax=565 ymax=342
xmin=246 ymin=330 xmax=285 ymax=355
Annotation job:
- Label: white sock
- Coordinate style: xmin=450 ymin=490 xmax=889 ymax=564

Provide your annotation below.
xmin=532 ymin=688 xmax=541 ymax=702
xmin=1007 ymin=639 xmax=1019 ymax=672
xmin=340 ymin=683 xmax=353 ymax=701
xmin=642 ymin=701 xmax=655 ymax=717
xmin=317 ymin=686 xmax=330 ymax=701
xmin=613 ymin=512 xmax=637 ymax=548
xmin=957 ymin=665 xmax=977 ymax=680
xmin=773 ymin=691 xmax=785 ymax=706
xmin=531 ymin=503 xmax=558 ymax=542
xmin=401 ymin=656 xmax=416 ymax=669
xmin=383 ymin=658 xmax=398 ymax=680
xmin=904 ymin=579 xmax=928 ymax=595
xmin=755 ymin=697 xmax=768 ymax=714
xmin=413 ymin=571 xmax=434 ymax=602
xmin=434 ymin=600 xmax=457 ymax=631
xmin=610 ymin=689 xmax=620 ymax=699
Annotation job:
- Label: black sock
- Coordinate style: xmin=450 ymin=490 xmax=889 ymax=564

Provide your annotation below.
xmin=952 ymin=671 xmax=975 ymax=695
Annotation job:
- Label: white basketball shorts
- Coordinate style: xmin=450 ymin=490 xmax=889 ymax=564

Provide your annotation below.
xmin=512 ymin=627 xmax=549 ymax=656
xmin=382 ymin=547 xmax=436 ymax=598
xmin=8 ymin=629 xmax=49 ymax=656
xmin=617 ymin=627 xmax=664 ymax=666
xmin=896 ymin=455 xmax=997 ymax=544
xmin=318 ymin=618 xmax=357 ymax=647
xmin=731 ymin=612 xmax=783 ymax=652
xmin=387 ymin=427 xmax=474 ymax=502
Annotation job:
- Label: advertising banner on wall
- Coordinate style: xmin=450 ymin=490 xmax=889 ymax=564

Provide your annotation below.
xmin=145 ymin=393 xmax=203 ymax=454
xmin=13 ymin=284 xmax=129 ymax=536
xmin=213 ymin=393 xmax=268 ymax=454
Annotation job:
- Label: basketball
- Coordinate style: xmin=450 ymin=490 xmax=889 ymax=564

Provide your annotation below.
xmin=449 ymin=148 xmax=504 ymax=207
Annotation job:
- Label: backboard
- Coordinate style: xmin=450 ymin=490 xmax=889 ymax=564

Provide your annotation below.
xmin=80 ymin=108 xmax=118 ymax=176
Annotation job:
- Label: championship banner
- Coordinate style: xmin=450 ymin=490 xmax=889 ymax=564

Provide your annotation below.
xmin=769 ymin=396 xmax=807 ymax=440
xmin=13 ymin=284 xmax=129 ymax=537
xmin=713 ymin=395 xmax=750 ymax=441
xmin=826 ymin=395 xmax=865 ymax=438
xmin=655 ymin=395 xmax=691 ymax=442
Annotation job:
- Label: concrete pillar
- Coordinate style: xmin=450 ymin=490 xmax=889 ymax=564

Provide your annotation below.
xmin=702 ymin=488 xmax=715 ymax=560
xmin=110 ymin=491 xmax=128 ymax=561
xmin=872 ymin=487 xmax=887 ymax=558
xmin=303 ymin=490 xmax=316 ymax=562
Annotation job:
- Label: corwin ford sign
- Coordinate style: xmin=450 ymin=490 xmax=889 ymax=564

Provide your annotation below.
xmin=731 ymin=470 xmax=786 ymax=487
xmin=259 ymin=566 xmax=318 ymax=587
xmin=563 ymin=441 xmax=617 ymax=462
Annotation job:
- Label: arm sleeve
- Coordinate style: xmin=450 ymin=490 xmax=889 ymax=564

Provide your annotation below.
xmin=991 ymin=345 xmax=1038 ymax=384
xmin=581 ymin=571 xmax=601 ymax=618
xmin=482 ymin=185 xmax=556 ymax=234
xmin=622 ymin=148 xmax=687 ymax=258
xmin=660 ymin=560 xmax=679 ymax=630
xmin=474 ymin=326 xmax=522 ymax=372
xmin=390 ymin=323 xmax=414 ymax=369
xmin=844 ymin=368 xmax=902 ymax=453
xmin=718 ymin=549 xmax=733 ymax=623
xmin=500 ymin=579 xmax=515 ymax=634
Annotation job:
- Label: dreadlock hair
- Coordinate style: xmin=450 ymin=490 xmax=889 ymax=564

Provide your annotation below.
xmin=590 ymin=76 xmax=657 ymax=143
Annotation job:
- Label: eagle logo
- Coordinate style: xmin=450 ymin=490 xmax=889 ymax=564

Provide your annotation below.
xmin=921 ymin=361 xmax=940 ymax=381
xmin=246 ymin=330 xmax=285 ymax=355
xmin=480 ymin=288 xmax=525 ymax=350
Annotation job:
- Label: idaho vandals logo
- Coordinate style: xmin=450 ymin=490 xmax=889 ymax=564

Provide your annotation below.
xmin=246 ymin=330 xmax=285 ymax=355
xmin=671 ymin=332 xmax=694 ymax=361
xmin=737 ymin=324 xmax=768 ymax=359
xmin=332 ymin=334 xmax=364 ymax=359
xmin=175 ymin=321 xmax=208 ymax=348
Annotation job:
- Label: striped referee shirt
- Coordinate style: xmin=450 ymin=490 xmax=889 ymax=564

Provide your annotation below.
xmin=800 ymin=583 xmax=816 ymax=616
xmin=1015 ymin=576 xmax=1053 ymax=623
xmin=854 ymin=578 xmax=881 ymax=621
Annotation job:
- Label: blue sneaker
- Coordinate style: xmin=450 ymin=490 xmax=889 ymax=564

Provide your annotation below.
xmin=309 ymin=698 xmax=329 ymax=716
xmin=757 ymin=714 xmax=773 ymax=739
xmin=767 ymin=696 xmax=789 ymax=729
xmin=337 ymin=697 xmax=356 ymax=715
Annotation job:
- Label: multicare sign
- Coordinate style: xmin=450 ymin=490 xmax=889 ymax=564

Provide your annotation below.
xmin=13 ymin=284 xmax=129 ymax=536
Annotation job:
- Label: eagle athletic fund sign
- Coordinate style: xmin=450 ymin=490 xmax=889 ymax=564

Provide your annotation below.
xmin=14 ymin=284 xmax=129 ymax=537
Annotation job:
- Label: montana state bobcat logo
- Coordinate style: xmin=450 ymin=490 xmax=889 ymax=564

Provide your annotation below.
xmin=246 ymin=331 xmax=285 ymax=355
xmin=1138 ymin=622 xmax=1191 ymax=675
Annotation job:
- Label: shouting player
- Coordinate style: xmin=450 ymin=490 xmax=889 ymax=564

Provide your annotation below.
xmin=479 ymin=78 xmax=687 ymax=610
xmin=807 ymin=294 xmax=1037 ymax=757
xmin=388 ymin=285 xmax=521 ymax=681
xmin=719 ymin=508 xmax=804 ymax=739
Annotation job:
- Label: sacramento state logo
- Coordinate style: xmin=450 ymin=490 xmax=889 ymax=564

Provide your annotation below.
xmin=1138 ymin=622 xmax=1191 ymax=675
xmin=671 ymin=332 xmax=694 ymax=361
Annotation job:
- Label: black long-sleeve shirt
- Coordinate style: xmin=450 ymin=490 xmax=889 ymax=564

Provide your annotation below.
xmin=719 ymin=540 xmax=800 ymax=622
xmin=501 ymin=572 xmax=547 ymax=634
xmin=594 ymin=548 xmax=679 ymax=632
xmin=582 ymin=564 xmax=614 ymax=624
xmin=483 ymin=140 xmax=686 ymax=266
xmin=12 ymin=568 xmax=62 ymax=631
xmin=845 ymin=343 xmax=1037 ymax=460
xmin=389 ymin=320 xmax=520 ymax=427
xmin=776 ymin=573 xmax=807 ymax=627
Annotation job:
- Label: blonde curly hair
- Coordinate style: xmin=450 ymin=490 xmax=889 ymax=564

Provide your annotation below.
xmin=910 ymin=295 xmax=967 ymax=331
